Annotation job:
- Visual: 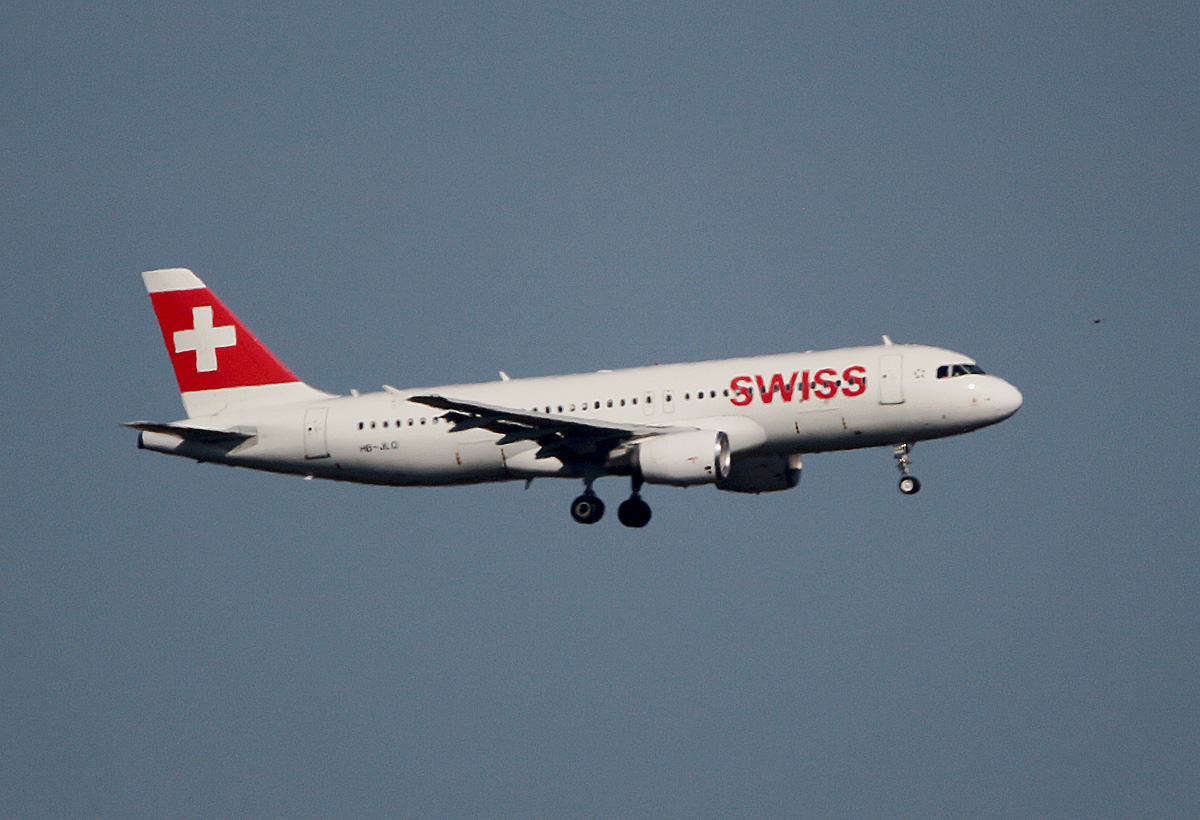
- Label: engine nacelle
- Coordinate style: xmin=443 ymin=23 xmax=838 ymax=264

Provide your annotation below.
xmin=636 ymin=430 xmax=731 ymax=486
xmin=716 ymin=453 xmax=803 ymax=494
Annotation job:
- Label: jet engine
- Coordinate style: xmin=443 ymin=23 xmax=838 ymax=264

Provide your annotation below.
xmin=636 ymin=431 xmax=731 ymax=486
xmin=716 ymin=453 xmax=803 ymax=494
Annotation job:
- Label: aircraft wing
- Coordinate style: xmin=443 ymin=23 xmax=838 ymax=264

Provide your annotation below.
xmin=406 ymin=393 xmax=690 ymax=460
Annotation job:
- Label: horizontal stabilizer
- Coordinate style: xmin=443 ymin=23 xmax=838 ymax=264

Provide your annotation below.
xmin=122 ymin=421 xmax=255 ymax=443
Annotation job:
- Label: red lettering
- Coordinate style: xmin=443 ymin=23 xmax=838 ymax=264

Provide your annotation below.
xmin=733 ymin=367 xmax=855 ymax=405
xmin=730 ymin=376 xmax=753 ymax=406
xmin=755 ymin=372 xmax=798 ymax=403
xmin=755 ymin=375 xmax=772 ymax=403
xmin=813 ymin=367 xmax=838 ymax=400
xmin=841 ymin=365 xmax=867 ymax=397
xmin=778 ymin=372 xmax=799 ymax=402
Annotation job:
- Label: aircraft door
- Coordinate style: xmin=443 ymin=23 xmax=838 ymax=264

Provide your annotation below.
xmin=304 ymin=406 xmax=330 ymax=458
xmin=878 ymin=355 xmax=905 ymax=405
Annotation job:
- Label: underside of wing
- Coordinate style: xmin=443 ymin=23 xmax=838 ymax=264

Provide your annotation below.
xmin=406 ymin=393 xmax=691 ymax=461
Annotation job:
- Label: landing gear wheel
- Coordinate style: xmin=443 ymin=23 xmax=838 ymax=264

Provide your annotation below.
xmin=617 ymin=496 xmax=652 ymax=528
xmin=570 ymin=494 xmax=605 ymax=524
xmin=893 ymin=443 xmax=920 ymax=495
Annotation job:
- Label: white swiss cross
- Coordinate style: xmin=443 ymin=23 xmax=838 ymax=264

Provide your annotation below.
xmin=173 ymin=305 xmax=236 ymax=372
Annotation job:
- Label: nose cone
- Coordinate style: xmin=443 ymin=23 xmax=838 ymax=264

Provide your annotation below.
xmin=991 ymin=379 xmax=1023 ymax=421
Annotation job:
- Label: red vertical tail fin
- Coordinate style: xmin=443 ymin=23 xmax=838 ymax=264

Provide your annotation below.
xmin=142 ymin=268 xmax=331 ymax=417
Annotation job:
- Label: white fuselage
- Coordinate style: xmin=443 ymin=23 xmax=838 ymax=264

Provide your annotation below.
xmin=139 ymin=343 xmax=1022 ymax=488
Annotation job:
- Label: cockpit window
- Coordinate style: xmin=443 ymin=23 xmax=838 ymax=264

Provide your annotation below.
xmin=937 ymin=363 xmax=986 ymax=379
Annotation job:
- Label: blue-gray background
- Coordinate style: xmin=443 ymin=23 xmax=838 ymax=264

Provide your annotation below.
xmin=3 ymin=4 xmax=1197 ymax=818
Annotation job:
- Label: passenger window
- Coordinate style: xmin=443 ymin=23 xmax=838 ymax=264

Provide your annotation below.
xmin=358 ymin=421 xmax=364 ymax=430
xmin=607 ymin=399 xmax=613 ymax=408
xmin=594 ymin=401 xmax=600 ymax=409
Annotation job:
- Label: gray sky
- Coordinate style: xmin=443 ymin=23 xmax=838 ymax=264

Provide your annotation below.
xmin=3 ymin=4 xmax=1197 ymax=818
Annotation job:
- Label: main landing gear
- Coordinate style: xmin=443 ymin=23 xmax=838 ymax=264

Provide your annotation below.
xmin=894 ymin=443 xmax=921 ymax=495
xmin=570 ymin=476 xmax=652 ymax=527
xmin=569 ymin=491 xmax=605 ymax=525
xmin=617 ymin=476 xmax=651 ymax=528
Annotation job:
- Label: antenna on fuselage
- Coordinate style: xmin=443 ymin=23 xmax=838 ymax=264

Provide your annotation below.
xmin=882 ymin=335 xmax=893 ymax=346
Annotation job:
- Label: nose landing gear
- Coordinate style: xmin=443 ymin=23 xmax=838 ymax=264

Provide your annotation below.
xmin=894 ymin=443 xmax=921 ymax=495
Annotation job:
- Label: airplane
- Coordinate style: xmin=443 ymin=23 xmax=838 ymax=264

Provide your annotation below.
xmin=127 ymin=268 xmax=1023 ymax=527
